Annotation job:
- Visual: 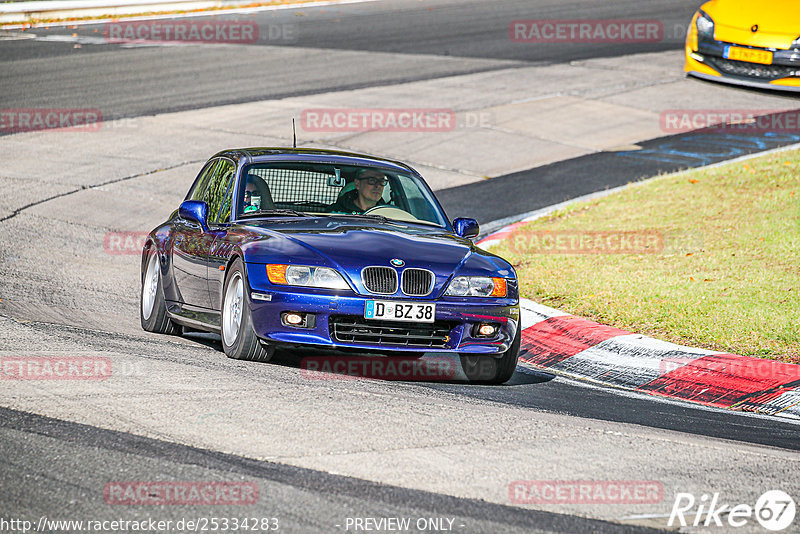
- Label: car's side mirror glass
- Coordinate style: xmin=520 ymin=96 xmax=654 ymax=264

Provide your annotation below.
xmin=453 ymin=217 xmax=479 ymax=239
xmin=179 ymin=200 xmax=209 ymax=232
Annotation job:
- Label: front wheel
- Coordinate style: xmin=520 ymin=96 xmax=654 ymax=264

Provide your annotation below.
xmin=221 ymin=259 xmax=274 ymax=363
xmin=140 ymin=247 xmax=181 ymax=335
xmin=459 ymin=326 xmax=520 ymax=384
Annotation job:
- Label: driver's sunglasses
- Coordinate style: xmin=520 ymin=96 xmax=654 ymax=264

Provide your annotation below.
xmin=244 ymin=190 xmax=256 ymax=196
xmin=362 ymin=177 xmax=388 ymax=186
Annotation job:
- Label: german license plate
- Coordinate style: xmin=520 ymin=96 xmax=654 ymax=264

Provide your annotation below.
xmin=724 ymin=46 xmax=772 ymax=65
xmin=365 ymin=300 xmax=435 ymax=323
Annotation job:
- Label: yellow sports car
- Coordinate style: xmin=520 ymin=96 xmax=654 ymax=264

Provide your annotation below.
xmin=685 ymin=0 xmax=800 ymax=92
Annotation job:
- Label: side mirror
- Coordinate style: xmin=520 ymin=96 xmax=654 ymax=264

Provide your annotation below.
xmin=179 ymin=200 xmax=209 ymax=232
xmin=453 ymin=217 xmax=479 ymax=239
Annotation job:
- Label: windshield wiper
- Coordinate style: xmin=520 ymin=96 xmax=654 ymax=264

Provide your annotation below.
xmin=329 ymin=213 xmax=442 ymax=227
xmin=330 ymin=213 xmax=390 ymax=223
xmin=241 ymin=209 xmax=309 ymax=218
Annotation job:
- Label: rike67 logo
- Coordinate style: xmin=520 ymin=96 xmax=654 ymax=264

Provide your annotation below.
xmin=669 ymin=490 xmax=796 ymax=531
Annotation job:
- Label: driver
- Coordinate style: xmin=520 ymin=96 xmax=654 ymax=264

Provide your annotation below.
xmin=243 ymin=181 xmax=260 ymax=213
xmin=328 ymin=169 xmax=388 ymax=214
xmin=242 ymin=173 xmax=275 ymax=213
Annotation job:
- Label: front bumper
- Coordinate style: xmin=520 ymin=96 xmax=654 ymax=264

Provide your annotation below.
xmin=246 ymin=284 xmax=519 ymax=356
xmin=684 ymin=37 xmax=800 ymax=92
xmin=686 ymin=69 xmax=800 ymax=93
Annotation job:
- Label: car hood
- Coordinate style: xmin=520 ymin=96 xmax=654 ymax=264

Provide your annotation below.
xmin=703 ymin=0 xmax=800 ymax=48
xmin=237 ymin=217 xmax=515 ymax=296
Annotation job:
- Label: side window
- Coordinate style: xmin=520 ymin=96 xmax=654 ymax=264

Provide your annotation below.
xmin=204 ymin=159 xmax=236 ymax=224
xmin=217 ymin=178 xmax=235 ymax=224
xmin=186 ymin=160 xmax=219 ymax=201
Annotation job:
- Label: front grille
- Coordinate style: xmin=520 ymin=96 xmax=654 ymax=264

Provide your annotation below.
xmin=362 ymin=266 xmax=397 ymax=294
xmin=330 ymin=316 xmax=455 ymax=348
xmin=401 ymin=268 xmax=434 ymax=296
xmin=707 ymin=57 xmax=797 ymax=80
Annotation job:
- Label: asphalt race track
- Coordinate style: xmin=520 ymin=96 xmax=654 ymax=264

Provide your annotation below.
xmin=1 ymin=1 xmax=799 ymax=533
xmin=1 ymin=0 xmax=702 ymax=121
xmin=1 ymin=406 xmax=669 ymax=534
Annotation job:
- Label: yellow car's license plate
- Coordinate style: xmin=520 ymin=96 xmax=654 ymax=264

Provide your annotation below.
xmin=725 ymin=46 xmax=773 ymax=65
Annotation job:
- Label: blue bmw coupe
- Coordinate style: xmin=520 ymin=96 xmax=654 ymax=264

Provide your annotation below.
xmin=140 ymin=148 xmax=520 ymax=383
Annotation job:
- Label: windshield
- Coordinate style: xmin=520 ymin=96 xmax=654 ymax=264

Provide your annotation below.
xmin=237 ymin=162 xmax=448 ymax=227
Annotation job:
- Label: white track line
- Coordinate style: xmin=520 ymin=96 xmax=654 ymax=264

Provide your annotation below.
xmin=1 ymin=0 xmax=381 ymax=29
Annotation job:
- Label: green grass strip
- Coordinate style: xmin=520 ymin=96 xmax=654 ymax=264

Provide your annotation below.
xmin=493 ymin=148 xmax=800 ymax=363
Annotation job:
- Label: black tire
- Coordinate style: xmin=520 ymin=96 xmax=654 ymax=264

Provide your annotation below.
xmin=140 ymin=247 xmax=181 ymax=335
xmin=459 ymin=326 xmax=520 ymax=384
xmin=221 ymin=258 xmax=274 ymax=363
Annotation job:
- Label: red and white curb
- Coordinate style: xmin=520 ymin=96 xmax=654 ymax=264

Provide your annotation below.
xmin=515 ymin=299 xmax=800 ymax=419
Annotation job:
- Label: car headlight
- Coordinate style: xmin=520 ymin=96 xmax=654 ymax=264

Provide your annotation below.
xmin=266 ymin=264 xmax=350 ymax=290
xmin=445 ymin=276 xmax=508 ymax=297
xmin=793 ymin=36 xmax=800 ymax=49
xmin=696 ymin=10 xmax=714 ymax=39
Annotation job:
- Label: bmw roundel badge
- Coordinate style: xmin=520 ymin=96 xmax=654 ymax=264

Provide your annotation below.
xmin=390 ymin=258 xmax=405 ymax=267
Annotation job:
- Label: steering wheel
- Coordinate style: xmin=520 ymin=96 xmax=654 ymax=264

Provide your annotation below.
xmin=363 ymin=206 xmax=419 ymax=222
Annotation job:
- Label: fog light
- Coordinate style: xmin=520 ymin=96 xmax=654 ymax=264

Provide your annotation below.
xmin=281 ymin=312 xmax=316 ymax=328
xmin=285 ymin=313 xmax=303 ymax=325
xmin=479 ymin=324 xmax=496 ymax=336
xmin=473 ymin=323 xmax=499 ymax=338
